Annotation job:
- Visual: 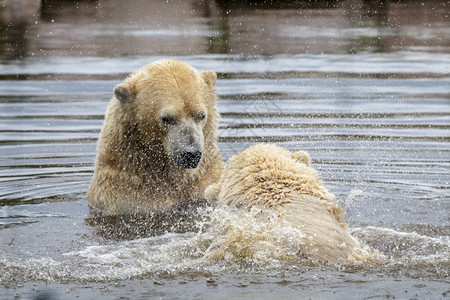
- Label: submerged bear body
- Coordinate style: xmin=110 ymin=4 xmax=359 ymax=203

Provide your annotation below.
xmin=205 ymin=144 xmax=381 ymax=264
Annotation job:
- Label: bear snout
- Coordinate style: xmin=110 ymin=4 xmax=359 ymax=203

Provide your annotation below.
xmin=174 ymin=151 xmax=203 ymax=169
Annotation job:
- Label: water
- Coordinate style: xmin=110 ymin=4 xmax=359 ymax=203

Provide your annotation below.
xmin=1 ymin=0 xmax=449 ymax=298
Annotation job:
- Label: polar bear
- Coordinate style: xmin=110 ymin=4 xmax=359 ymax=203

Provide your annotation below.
xmin=87 ymin=60 xmax=223 ymax=215
xmin=204 ymin=144 xmax=380 ymax=264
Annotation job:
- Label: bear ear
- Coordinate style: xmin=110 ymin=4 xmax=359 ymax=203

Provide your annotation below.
xmin=201 ymin=70 xmax=217 ymax=87
xmin=291 ymin=150 xmax=311 ymax=166
xmin=204 ymin=182 xmax=221 ymax=203
xmin=114 ymin=84 xmax=132 ymax=103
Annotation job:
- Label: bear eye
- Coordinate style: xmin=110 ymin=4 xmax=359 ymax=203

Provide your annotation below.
xmin=195 ymin=113 xmax=206 ymax=122
xmin=161 ymin=115 xmax=178 ymax=125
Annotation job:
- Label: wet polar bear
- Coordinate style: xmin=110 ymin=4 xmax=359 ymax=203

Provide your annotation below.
xmin=87 ymin=60 xmax=223 ymax=215
xmin=204 ymin=144 xmax=380 ymax=265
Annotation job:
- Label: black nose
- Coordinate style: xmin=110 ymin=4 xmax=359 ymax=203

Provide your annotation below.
xmin=174 ymin=151 xmax=202 ymax=169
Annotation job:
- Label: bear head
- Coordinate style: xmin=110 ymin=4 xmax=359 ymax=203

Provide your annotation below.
xmin=112 ymin=59 xmax=218 ymax=170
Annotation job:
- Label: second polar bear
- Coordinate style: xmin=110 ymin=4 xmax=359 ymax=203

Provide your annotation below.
xmin=205 ymin=143 xmax=380 ymax=264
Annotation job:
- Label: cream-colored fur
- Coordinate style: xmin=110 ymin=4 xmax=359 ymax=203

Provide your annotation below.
xmin=87 ymin=60 xmax=223 ymax=215
xmin=205 ymin=143 xmax=380 ymax=264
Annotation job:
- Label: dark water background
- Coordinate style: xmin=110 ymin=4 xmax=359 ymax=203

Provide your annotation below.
xmin=0 ymin=0 xmax=449 ymax=299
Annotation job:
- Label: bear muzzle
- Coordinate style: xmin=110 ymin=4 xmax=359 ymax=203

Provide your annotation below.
xmin=174 ymin=151 xmax=203 ymax=169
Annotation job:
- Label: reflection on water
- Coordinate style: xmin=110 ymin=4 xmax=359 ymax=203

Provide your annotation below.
xmin=85 ymin=200 xmax=210 ymax=241
xmin=0 ymin=0 xmax=449 ymax=59
xmin=0 ymin=0 xmax=449 ymax=299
